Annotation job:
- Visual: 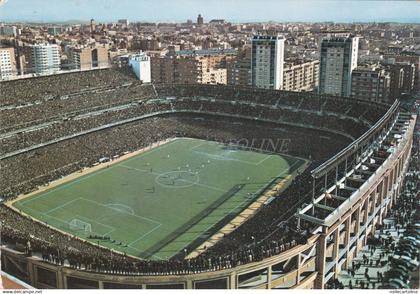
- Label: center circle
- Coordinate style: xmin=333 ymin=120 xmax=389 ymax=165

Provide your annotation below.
xmin=155 ymin=171 xmax=200 ymax=188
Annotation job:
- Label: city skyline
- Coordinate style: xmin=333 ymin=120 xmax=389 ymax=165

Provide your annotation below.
xmin=1 ymin=0 xmax=420 ymax=23
xmin=1 ymin=0 xmax=419 ymax=290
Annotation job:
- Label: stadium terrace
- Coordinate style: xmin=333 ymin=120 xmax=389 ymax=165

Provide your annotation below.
xmin=0 ymin=68 xmax=416 ymax=289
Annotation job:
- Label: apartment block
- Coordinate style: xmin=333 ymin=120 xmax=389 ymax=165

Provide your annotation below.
xmin=129 ymin=52 xmax=151 ymax=83
xmin=386 ymin=62 xmax=416 ymax=98
xmin=227 ymin=46 xmax=251 ymax=86
xmin=282 ymin=60 xmax=319 ymax=92
xmin=30 ymin=44 xmax=60 ymax=75
xmin=251 ymin=35 xmax=285 ymax=90
xmin=319 ymin=35 xmax=359 ymax=97
xmin=351 ymin=65 xmax=391 ymax=103
xmin=0 ymin=47 xmax=17 ymax=80
xmin=151 ymin=50 xmax=233 ymax=85
xmin=68 ymin=46 xmax=109 ymax=70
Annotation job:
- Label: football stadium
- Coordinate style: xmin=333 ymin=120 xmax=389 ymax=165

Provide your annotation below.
xmin=0 ymin=68 xmax=417 ymax=289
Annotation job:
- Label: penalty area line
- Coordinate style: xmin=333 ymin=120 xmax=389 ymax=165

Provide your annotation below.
xmin=127 ymin=223 xmax=162 ymax=247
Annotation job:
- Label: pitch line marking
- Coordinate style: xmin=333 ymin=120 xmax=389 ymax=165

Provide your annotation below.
xmin=119 ymin=164 xmax=227 ymax=193
xmin=119 ymin=164 xmax=148 ymax=173
xmin=19 ymin=165 xmax=118 ymax=206
xmin=155 ymin=171 xmax=200 ymax=188
xmin=22 ymin=204 xmax=116 ymax=236
xmin=128 ymin=223 xmax=163 ymax=247
xmin=189 ymin=141 xmax=208 ymax=152
xmin=102 ymin=228 xmax=116 ymax=237
xmin=17 ymin=139 xmax=181 ymax=207
xmin=255 ymin=154 xmax=272 ymax=165
xmin=121 ymin=138 xmax=179 ymax=165
xmin=20 ymin=205 xmax=72 ymax=228
xmin=104 ymin=203 xmax=135 ymax=215
xmin=72 ymin=214 xmax=115 ymax=232
xmin=44 ymin=197 xmax=84 ymax=214
xmin=224 ymin=158 xmax=303 ymax=216
xmin=191 ymin=150 xmax=263 ymax=165
xmin=80 ymin=197 xmax=162 ymax=226
xmin=68 ymin=214 xmax=117 ymax=238
xmin=127 ymin=245 xmax=164 ymax=260
xmin=184 ymin=158 xmax=304 ymax=259
xmin=191 ymin=140 xmax=277 ymax=165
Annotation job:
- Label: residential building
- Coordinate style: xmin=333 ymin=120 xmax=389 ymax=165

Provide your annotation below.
xmin=68 ymin=47 xmax=91 ymax=70
xmin=351 ymin=65 xmax=391 ymax=103
xmin=386 ymin=62 xmax=416 ymax=98
xmin=174 ymin=56 xmax=227 ymax=84
xmin=387 ymin=65 xmax=405 ymax=99
xmin=16 ymin=53 xmax=26 ymax=76
xmin=68 ymin=46 xmax=109 ymax=70
xmin=118 ymin=19 xmax=130 ymax=26
xmin=397 ymin=63 xmax=416 ymax=94
xmin=251 ymin=34 xmax=285 ymax=90
xmin=384 ymin=53 xmax=419 ymax=90
xmin=0 ymin=26 xmax=17 ymax=36
xmin=202 ymin=67 xmax=227 ymax=84
xmin=129 ymin=52 xmax=151 ymax=83
xmin=227 ymin=46 xmax=251 ymax=86
xmin=30 ymin=44 xmax=60 ymax=75
xmin=197 ymin=14 xmax=204 ymax=26
xmin=0 ymin=47 xmax=17 ymax=80
xmin=90 ymin=19 xmax=96 ymax=34
xmin=151 ymin=55 xmax=176 ymax=84
xmin=282 ymin=60 xmax=319 ymax=92
xmin=131 ymin=38 xmax=161 ymax=51
xmin=319 ymin=35 xmax=359 ymax=97
xmin=91 ymin=47 xmax=109 ymax=68
xmin=151 ymin=49 xmax=233 ymax=85
xmin=48 ymin=27 xmax=63 ymax=36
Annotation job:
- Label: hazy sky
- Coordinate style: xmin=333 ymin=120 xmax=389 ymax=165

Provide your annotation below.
xmin=1 ymin=0 xmax=419 ymax=23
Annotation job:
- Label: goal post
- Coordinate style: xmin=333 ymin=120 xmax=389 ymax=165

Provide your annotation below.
xmin=69 ymin=218 xmax=92 ymax=233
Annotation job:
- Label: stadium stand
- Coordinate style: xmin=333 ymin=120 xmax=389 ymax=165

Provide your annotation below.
xmin=0 ymin=69 xmax=416 ymax=289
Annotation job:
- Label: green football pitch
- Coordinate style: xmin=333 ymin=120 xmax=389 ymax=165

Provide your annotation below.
xmin=13 ymin=138 xmax=306 ymax=260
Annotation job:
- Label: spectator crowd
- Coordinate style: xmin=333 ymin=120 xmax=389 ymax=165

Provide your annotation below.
xmin=0 ymin=68 xmax=401 ymax=276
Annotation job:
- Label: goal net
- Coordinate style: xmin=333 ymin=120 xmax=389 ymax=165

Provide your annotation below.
xmin=69 ymin=218 xmax=92 ymax=233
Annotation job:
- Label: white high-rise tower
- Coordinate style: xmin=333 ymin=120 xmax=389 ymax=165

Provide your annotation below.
xmin=319 ymin=34 xmax=359 ymax=97
xmin=31 ymin=43 xmax=60 ymax=75
xmin=0 ymin=47 xmax=16 ymax=80
xmin=129 ymin=52 xmax=151 ymax=83
xmin=251 ymin=34 xmax=285 ymax=90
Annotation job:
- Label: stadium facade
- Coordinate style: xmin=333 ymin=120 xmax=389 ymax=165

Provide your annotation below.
xmin=0 ymin=68 xmax=416 ymax=289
